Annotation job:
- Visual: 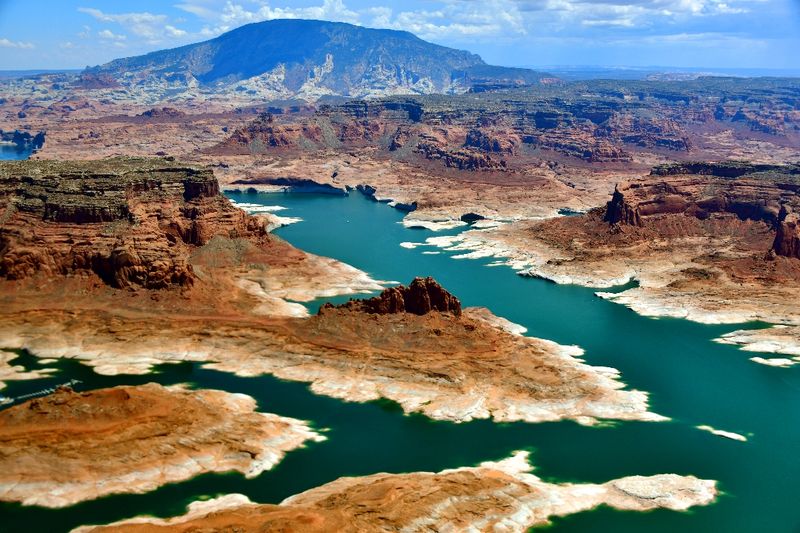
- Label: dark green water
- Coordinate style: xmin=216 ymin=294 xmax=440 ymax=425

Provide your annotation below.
xmin=2 ymin=191 xmax=799 ymax=532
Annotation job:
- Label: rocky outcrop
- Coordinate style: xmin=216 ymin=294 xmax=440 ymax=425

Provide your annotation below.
xmin=773 ymin=208 xmax=800 ymax=259
xmin=137 ymin=107 xmax=185 ymax=119
xmin=75 ymin=451 xmax=716 ymax=533
xmin=603 ymin=164 xmax=800 ymax=262
xmin=464 ymin=128 xmax=518 ymax=154
xmin=0 ymin=383 xmax=322 ymax=508
xmin=230 ymin=176 xmax=347 ymax=195
xmin=0 ymin=158 xmax=268 ymax=289
xmin=321 ymin=277 xmax=462 ymax=316
xmin=416 ymin=138 xmax=507 ymax=170
xmin=651 ymin=161 xmax=800 ymax=178
xmin=214 ymin=113 xmax=325 ymax=152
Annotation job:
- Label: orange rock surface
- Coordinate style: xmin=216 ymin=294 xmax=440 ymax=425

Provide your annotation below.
xmin=0 ymin=383 xmax=322 ymax=508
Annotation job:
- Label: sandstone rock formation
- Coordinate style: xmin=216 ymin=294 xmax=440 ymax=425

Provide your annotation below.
xmin=74 ymin=451 xmax=717 ymax=533
xmin=320 ymin=277 xmax=462 ymax=316
xmin=0 ymin=303 xmax=664 ymax=425
xmin=0 ymin=158 xmax=384 ymax=315
xmin=0 ymin=383 xmax=323 ymax=508
xmin=430 ymin=162 xmax=800 ymax=331
xmin=605 ymin=162 xmax=800 ymax=260
xmin=137 ymin=107 xmax=186 ymax=119
xmin=0 ymin=158 xmax=262 ymax=289
xmin=0 ymin=158 xmax=661 ymax=425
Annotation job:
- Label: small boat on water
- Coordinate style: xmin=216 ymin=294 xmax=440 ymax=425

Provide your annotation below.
xmin=0 ymin=395 xmax=12 ymax=406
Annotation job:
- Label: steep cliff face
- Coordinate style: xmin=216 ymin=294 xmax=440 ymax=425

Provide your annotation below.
xmin=0 ymin=158 xmax=267 ymax=289
xmin=602 ymin=163 xmax=800 ymax=259
xmin=773 ymin=209 xmax=800 ymax=259
xmin=320 ymin=277 xmax=462 ymax=316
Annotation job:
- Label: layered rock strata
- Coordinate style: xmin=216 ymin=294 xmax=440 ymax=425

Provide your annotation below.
xmin=0 ymin=158 xmax=261 ymax=289
xmin=0 ymin=158 xmax=384 ymax=315
xmin=0 ymin=159 xmax=660 ymax=425
xmin=320 ymin=276 xmax=462 ymax=316
xmin=0 ymin=300 xmax=664 ymax=425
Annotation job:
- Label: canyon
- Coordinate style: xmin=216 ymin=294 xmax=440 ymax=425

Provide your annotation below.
xmin=0 ymin=159 xmax=664 ymax=428
xmin=1 ymin=25 xmax=799 ymax=531
xmin=433 ymin=162 xmax=800 ymax=336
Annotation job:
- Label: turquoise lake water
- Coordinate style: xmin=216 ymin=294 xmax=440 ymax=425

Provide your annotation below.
xmin=1 ymin=190 xmax=799 ymax=532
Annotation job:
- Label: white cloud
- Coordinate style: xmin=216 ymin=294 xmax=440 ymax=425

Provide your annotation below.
xmin=0 ymin=38 xmax=34 ymax=49
xmin=71 ymin=0 xmax=763 ymax=59
xmin=511 ymin=0 xmax=757 ymax=27
xmin=98 ymin=29 xmax=127 ymax=41
xmin=193 ymin=0 xmax=360 ymax=36
xmin=181 ymin=0 xmax=526 ymax=41
xmin=176 ymin=0 xmax=758 ymax=45
xmin=78 ymin=7 xmax=188 ymax=43
xmin=166 ymin=25 xmax=188 ymax=37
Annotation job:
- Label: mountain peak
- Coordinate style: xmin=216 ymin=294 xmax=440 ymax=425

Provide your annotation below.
xmin=82 ymin=18 xmax=549 ymax=100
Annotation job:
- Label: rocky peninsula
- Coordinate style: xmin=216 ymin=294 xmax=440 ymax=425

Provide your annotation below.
xmin=0 ymin=383 xmax=322 ymax=508
xmin=74 ymin=451 xmax=716 ymax=532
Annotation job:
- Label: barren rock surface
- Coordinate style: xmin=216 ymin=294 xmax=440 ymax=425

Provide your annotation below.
xmin=74 ymin=451 xmax=717 ymax=533
xmin=0 ymin=383 xmax=323 ymax=508
xmin=0 ymin=302 xmax=664 ymax=425
xmin=0 ymin=158 xmax=384 ymax=317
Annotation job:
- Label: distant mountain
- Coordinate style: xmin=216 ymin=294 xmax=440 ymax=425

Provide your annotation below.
xmin=80 ymin=19 xmax=552 ymax=101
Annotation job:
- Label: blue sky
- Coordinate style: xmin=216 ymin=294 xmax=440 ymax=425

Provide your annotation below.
xmin=0 ymin=0 xmax=798 ymax=70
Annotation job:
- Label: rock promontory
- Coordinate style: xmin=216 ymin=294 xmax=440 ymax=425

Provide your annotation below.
xmin=0 ymin=383 xmax=322 ymax=508
xmin=320 ymin=276 xmax=462 ymax=316
xmin=74 ymin=451 xmax=717 ymax=533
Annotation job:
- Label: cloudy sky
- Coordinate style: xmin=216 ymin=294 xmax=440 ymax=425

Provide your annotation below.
xmin=0 ymin=0 xmax=798 ymax=70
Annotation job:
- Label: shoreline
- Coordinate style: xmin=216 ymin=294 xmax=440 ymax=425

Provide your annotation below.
xmin=0 ymin=384 xmax=324 ymax=508
xmin=0 ymin=306 xmax=666 ymax=426
xmin=72 ymin=450 xmax=717 ymax=533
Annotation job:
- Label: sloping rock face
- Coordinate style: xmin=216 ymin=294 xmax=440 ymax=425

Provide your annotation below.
xmin=321 ymin=277 xmax=462 ymax=316
xmin=137 ymin=107 xmax=185 ymax=119
xmin=0 ymin=158 xmax=267 ymax=289
xmin=0 ymin=383 xmax=321 ymax=508
xmin=603 ymin=162 xmax=800 ymax=258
